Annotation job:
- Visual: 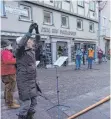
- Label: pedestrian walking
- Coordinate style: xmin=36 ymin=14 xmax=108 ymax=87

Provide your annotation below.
xmin=15 ymin=23 xmax=40 ymax=119
xmin=75 ymin=48 xmax=82 ymax=70
xmin=82 ymin=48 xmax=86 ymax=65
xmin=102 ymin=51 xmax=107 ymax=62
xmin=98 ymin=48 xmax=103 ymax=64
xmin=87 ymin=48 xmax=94 ymax=69
xmin=1 ymin=40 xmax=20 ymax=109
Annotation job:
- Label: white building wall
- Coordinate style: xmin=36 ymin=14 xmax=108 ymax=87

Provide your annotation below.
xmin=99 ymin=0 xmax=111 ymax=53
xmin=1 ymin=0 xmax=99 ymax=65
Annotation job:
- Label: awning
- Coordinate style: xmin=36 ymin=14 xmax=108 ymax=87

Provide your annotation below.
xmin=104 ymin=37 xmax=110 ymax=41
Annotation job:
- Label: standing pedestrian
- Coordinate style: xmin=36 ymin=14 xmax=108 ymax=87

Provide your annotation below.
xmin=15 ymin=23 xmax=40 ymax=119
xmin=98 ymin=48 xmax=103 ymax=64
xmin=1 ymin=40 xmax=20 ymax=109
xmin=82 ymin=48 xmax=86 ymax=65
xmin=75 ymin=48 xmax=82 ymax=70
xmin=87 ymin=48 xmax=94 ymax=69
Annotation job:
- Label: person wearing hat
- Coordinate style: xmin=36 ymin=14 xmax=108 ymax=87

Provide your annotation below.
xmin=15 ymin=23 xmax=40 ymax=119
xmin=1 ymin=40 xmax=20 ymax=109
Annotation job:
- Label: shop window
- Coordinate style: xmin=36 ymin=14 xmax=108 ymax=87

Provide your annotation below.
xmin=0 ymin=1 xmax=6 ymax=16
xmin=89 ymin=1 xmax=95 ymax=11
xmin=78 ymin=1 xmax=84 ymax=7
xmin=61 ymin=15 xmax=69 ymax=28
xmin=77 ymin=19 xmax=83 ymax=30
xmin=89 ymin=22 xmax=94 ymax=32
xmin=19 ymin=4 xmax=32 ymax=21
xmin=43 ymin=11 xmax=53 ymax=25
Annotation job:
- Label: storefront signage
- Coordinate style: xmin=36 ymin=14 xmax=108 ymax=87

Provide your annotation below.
xmin=41 ymin=27 xmax=76 ymax=37
xmin=5 ymin=6 xmax=28 ymax=16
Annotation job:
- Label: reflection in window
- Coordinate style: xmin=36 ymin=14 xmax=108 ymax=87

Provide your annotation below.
xmin=77 ymin=19 xmax=83 ymax=30
xmin=0 ymin=1 xmax=6 ymax=16
xmin=78 ymin=1 xmax=84 ymax=7
xmin=61 ymin=15 xmax=69 ymax=28
xmin=44 ymin=11 xmax=53 ymax=25
xmin=89 ymin=1 xmax=95 ymax=11
xmin=19 ymin=5 xmax=32 ymax=21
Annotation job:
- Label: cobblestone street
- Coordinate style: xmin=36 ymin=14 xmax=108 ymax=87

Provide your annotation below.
xmin=1 ymin=61 xmax=110 ymax=119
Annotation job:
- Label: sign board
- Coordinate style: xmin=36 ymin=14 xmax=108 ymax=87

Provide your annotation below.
xmin=36 ymin=61 xmax=40 ymax=67
xmin=54 ymin=56 xmax=68 ymax=67
xmin=5 ymin=6 xmax=28 ymax=16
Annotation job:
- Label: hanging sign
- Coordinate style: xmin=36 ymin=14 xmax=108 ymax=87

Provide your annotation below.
xmin=5 ymin=6 xmax=28 ymax=16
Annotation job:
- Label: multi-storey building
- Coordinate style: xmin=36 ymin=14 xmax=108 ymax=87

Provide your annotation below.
xmin=99 ymin=0 xmax=110 ymax=58
xmin=1 ymin=0 xmax=99 ymax=66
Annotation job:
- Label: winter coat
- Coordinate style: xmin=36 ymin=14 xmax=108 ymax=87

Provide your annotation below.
xmin=15 ymin=33 xmax=39 ymax=101
xmin=98 ymin=50 xmax=103 ymax=59
xmin=1 ymin=49 xmax=16 ymax=76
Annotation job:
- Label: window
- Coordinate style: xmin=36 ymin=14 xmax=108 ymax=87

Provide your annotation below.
xmin=19 ymin=5 xmax=32 ymax=21
xmin=89 ymin=22 xmax=94 ymax=32
xmin=89 ymin=1 xmax=95 ymax=11
xmin=43 ymin=11 xmax=53 ymax=25
xmin=77 ymin=19 xmax=83 ymax=30
xmin=61 ymin=15 xmax=69 ymax=28
xmin=78 ymin=1 xmax=84 ymax=7
xmin=0 ymin=1 xmax=6 ymax=16
xmin=65 ymin=0 xmax=70 ymax=3
xmin=50 ymin=0 xmax=53 ymax=3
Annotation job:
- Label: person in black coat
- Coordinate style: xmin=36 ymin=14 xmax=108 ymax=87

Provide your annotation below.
xmin=15 ymin=23 xmax=40 ymax=119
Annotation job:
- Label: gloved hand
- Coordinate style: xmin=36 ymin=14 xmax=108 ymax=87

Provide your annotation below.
xmin=33 ymin=23 xmax=39 ymax=33
xmin=28 ymin=23 xmax=36 ymax=33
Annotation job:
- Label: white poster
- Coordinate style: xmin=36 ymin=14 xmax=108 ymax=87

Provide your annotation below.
xmin=54 ymin=56 xmax=68 ymax=67
xmin=5 ymin=6 xmax=28 ymax=16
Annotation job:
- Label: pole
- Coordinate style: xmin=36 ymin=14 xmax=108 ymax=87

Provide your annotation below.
xmin=67 ymin=95 xmax=110 ymax=119
xmin=98 ymin=1 xmax=101 ymax=47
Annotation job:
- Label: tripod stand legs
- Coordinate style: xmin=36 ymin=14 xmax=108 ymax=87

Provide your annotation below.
xmin=47 ymin=66 xmax=70 ymax=112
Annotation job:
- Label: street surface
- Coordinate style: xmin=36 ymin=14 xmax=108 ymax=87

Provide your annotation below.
xmin=1 ymin=61 xmax=110 ymax=119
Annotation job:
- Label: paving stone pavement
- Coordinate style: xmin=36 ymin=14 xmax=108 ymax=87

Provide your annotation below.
xmin=1 ymin=61 xmax=110 ymax=119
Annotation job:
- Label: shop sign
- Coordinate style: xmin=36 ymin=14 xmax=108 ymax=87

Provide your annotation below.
xmin=41 ymin=27 xmax=76 ymax=37
xmin=5 ymin=6 xmax=28 ymax=16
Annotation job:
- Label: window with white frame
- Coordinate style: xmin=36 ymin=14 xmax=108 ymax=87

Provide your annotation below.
xmin=77 ymin=19 xmax=83 ymax=30
xmin=61 ymin=15 xmax=69 ymax=28
xmin=89 ymin=1 xmax=95 ymax=11
xmin=43 ymin=11 xmax=53 ymax=25
xmin=89 ymin=22 xmax=94 ymax=32
xmin=78 ymin=1 xmax=84 ymax=7
xmin=19 ymin=5 xmax=32 ymax=21
xmin=0 ymin=1 xmax=6 ymax=16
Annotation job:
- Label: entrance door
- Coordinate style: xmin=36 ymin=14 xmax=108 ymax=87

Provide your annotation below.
xmin=56 ymin=41 xmax=68 ymax=59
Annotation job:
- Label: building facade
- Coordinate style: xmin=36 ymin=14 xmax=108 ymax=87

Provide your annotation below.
xmin=1 ymin=0 xmax=99 ymax=67
xmin=99 ymin=0 xmax=110 ymax=58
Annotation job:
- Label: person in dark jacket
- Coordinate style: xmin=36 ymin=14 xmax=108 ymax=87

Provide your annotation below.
xmin=15 ymin=23 xmax=40 ymax=119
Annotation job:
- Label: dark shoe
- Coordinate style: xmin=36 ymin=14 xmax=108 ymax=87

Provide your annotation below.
xmin=26 ymin=111 xmax=35 ymax=119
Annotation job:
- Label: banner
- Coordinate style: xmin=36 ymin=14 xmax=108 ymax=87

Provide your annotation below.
xmin=5 ymin=6 xmax=28 ymax=16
